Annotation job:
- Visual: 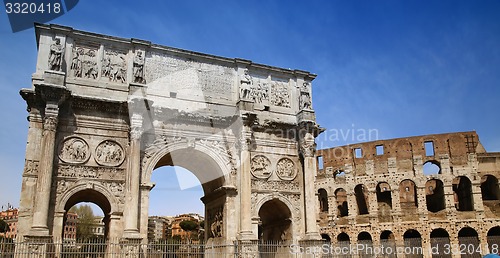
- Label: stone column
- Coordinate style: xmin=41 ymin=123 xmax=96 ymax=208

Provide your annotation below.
xmin=29 ymin=83 xmax=68 ymax=236
xmin=123 ymin=113 xmax=143 ymax=238
xmin=238 ymin=116 xmax=254 ymax=240
xmin=300 ymin=131 xmax=321 ymax=240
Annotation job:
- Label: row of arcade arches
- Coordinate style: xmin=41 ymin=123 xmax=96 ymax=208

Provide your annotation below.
xmin=318 ymin=175 xmax=500 ymax=217
xmin=322 ymin=226 xmax=500 ymax=257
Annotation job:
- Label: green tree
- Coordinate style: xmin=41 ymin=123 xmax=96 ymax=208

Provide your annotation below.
xmin=69 ymin=204 xmax=96 ymax=240
xmin=0 ymin=219 xmax=9 ymax=233
xmin=179 ymin=220 xmax=199 ymax=240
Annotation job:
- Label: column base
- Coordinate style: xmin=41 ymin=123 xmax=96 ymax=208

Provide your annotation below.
xmin=303 ymin=232 xmax=322 ymax=240
xmin=28 ymin=226 xmax=50 ymax=237
xmin=123 ymin=229 xmax=141 ymax=239
xmin=238 ymin=231 xmax=256 ymax=241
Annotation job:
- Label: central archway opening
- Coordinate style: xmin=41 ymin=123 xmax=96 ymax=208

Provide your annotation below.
xmin=146 ymin=147 xmax=227 ymax=243
xmin=258 ymin=199 xmax=292 ymax=241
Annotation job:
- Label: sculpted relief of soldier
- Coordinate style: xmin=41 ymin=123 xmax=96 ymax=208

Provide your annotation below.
xmin=48 ymin=38 xmax=63 ymax=71
xmin=251 ymin=155 xmax=271 ymax=179
xmin=133 ymin=50 xmax=146 ymax=84
xmin=299 ymin=82 xmax=312 ymax=110
xmin=71 ymin=47 xmax=98 ymax=79
xmin=239 ymin=69 xmax=270 ymax=103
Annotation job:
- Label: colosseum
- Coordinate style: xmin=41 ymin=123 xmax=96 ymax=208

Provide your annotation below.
xmin=315 ymin=131 xmax=500 ymax=256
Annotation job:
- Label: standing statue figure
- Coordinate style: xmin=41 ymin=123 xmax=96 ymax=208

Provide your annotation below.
xmin=48 ymin=38 xmax=64 ymax=71
xmin=133 ymin=51 xmax=145 ymax=83
xmin=299 ymin=82 xmax=312 ymax=110
xmin=240 ymin=69 xmax=253 ymax=100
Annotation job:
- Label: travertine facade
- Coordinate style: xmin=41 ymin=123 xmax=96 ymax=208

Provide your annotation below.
xmin=315 ymin=132 xmax=500 ymax=256
xmin=17 ymin=24 xmax=321 ymax=252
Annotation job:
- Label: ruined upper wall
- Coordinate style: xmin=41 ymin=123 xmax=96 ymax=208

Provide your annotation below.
xmin=32 ymin=24 xmax=317 ymax=124
xmin=317 ymin=131 xmax=486 ymax=176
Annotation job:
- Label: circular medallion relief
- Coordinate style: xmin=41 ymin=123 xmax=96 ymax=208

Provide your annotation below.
xmin=250 ymin=155 xmax=272 ymax=179
xmin=276 ymin=158 xmax=296 ymax=180
xmin=95 ymin=140 xmax=125 ymax=167
xmin=59 ymin=137 xmax=90 ymax=164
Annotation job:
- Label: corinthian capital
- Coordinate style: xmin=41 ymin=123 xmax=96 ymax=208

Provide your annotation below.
xmin=43 ymin=116 xmax=58 ymax=131
xmin=300 ymin=133 xmax=316 ymax=157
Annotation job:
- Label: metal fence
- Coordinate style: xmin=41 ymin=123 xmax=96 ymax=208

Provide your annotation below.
xmin=0 ymin=237 xmax=498 ymax=257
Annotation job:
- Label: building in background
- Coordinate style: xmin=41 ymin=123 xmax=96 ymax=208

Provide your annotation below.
xmin=62 ymin=212 xmax=77 ymax=241
xmin=0 ymin=208 xmax=18 ymax=239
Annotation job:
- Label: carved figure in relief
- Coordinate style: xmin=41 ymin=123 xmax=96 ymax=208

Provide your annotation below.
xmin=133 ymin=51 xmax=145 ymax=83
xmin=70 ymin=48 xmax=83 ymax=77
xmin=250 ymin=155 xmax=271 ymax=178
xmin=250 ymin=82 xmax=269 ymax=103
xmin=271 ymin=82 xmax=290 ymax=107
xmin=71 ymin=48 xmax=99 ymax=79
xmin=240 ymin=69 xmax=253 ymax=100
xmin=210 ymin=210 xmax=223 ymax=238
xmin=48 ymin=38 xmax=63 ymax=71
xmin=95 ymin=141 xmax=124 ymax=166
xmin=102 ymin=51 xmax=127 ymax=83
xmin=59 ymin=138 xmax=89 ymax=163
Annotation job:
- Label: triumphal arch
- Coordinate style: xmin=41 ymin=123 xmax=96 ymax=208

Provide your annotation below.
xmin=16 ymin=24 xmax=322 ymax=249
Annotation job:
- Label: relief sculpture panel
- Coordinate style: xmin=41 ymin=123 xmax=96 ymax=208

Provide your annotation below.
xmin=102 ymin=49 xmax=127 ymax=83
xmin=251 ymin=155 xmax=271 ymax=179
xmin=95 ymin=140 xmax=125 ymax=167
xmin=275 ymin=158 xmax=297 ymax=180
xmin=70 ymin=46 xmax=99 ymax=79
xmin=59 ymin=137 xmax=90 ymax=164
xmin=270 ymin=81 xmax=290 ymax=108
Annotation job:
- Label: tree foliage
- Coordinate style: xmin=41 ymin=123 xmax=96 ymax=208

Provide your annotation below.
xmin=179 ymin=220 xmax=199 ymax=240
xmin=0 ymin=219 xmax=9 ymax=233
xmin=69 ymin=204 xmax=96 ymax=240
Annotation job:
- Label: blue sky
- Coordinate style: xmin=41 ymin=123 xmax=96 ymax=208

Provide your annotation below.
xmin=1 ymin=0 xmax=499 ymax=216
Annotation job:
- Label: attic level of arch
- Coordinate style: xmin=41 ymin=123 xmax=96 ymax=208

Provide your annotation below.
xmin=316 ymin=131 xmax=485 ymax=177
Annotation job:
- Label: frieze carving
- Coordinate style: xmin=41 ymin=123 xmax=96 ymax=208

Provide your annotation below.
xmin=133 ymin=50 xmax=146 ymax=83
xmin=251 ymin=180 xmax=300 ymax=192
xmin=70 ymin=46 xmax=99 ymax=79
xmin=95 ymin=140 xmax=125 ymax=167
xmin=271 ymin=81 xmax=290 ymax=108
xmin=299 ymin=82 xmax=312 ymax=110
xmin=48 ymin=38 xmax=63 ymax=71
xmin=23 ymin=160 xmax=39 ymax=175
xmin=102 ymin=50 xmax=127 ymax=83
xmin=58 ymin=165 xmax=125 ymax=180
xmin=208 ymin=206 xmax=223 ymax=238
xmin=250 ymin=155 xmax=271 ymax=179
xmin=275 ymin=158 xmax=297 ymax=180
xmin=56 ymin=180 xmax=72 ymax=195
xmin=59 ymin=137 xmax=90 ymax=164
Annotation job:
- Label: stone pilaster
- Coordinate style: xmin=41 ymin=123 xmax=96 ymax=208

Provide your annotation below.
xmin=300 ymin=123 xmax=321 ymax=240
xmin=123 ymin=112 xmax=143 ymax=238
xmin=238 ymin=113 xmax=255 ymax=240
xmin=29 ymin=81 xmax=69 ymax=236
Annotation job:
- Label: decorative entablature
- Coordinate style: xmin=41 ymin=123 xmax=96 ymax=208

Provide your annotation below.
xmin=33 ymin=24 xmax=317 ymax=126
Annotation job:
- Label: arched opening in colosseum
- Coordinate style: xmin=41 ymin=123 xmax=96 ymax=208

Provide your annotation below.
xmin=458 ymin=227 xmax=480 ymax=254
xmin=355 ymin=184 xmax=369 ymax=215
xmin=337 ymin=232 xmax=350 ymax=250
xmin=487 ymin=226 xmax=500 ymax=251
xmin=335 ymin=188 xmax=348 ymax=218
xmin=321 ymin=233 xmax=331 ymax=242
xmin=426 ymin=179 xmax=446 ymax=213
xmin=423 ymin=160 xmax=441 ymax=175
xmin=453 ymin=176 xmax=474 ymax=211
xmin=403 ymin=229 xmax=423 ymax=257
xmin=399 ymin=180 xmax=418 ymax=215
xmin=377 ymin=182 xmax=392 ymax=222
xmin=481 ymin=175 xmax=500 ymax=200
xmin=258 ymin=199 xmax=292 ymax=241
xmin=380 ymin=230 xmax=396 ymax=253
xmin=318 ymin=188 xmax=329 ymax=212
xmin=430 ymin=228 xmax=451 ymax=258
xmin=63 ymin=189 xmax=112 ymax=241
xmin=358 ymin=232 xmax=373 ymax=257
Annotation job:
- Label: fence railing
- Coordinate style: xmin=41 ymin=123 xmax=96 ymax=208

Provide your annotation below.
xmin=0 ymin=237 xmax=498 ymax=257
